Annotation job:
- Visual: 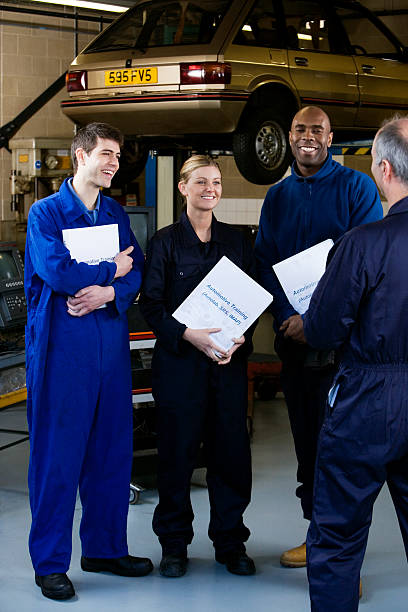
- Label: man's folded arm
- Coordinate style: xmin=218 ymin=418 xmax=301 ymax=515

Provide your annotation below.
xmin=28 ymin=208 xmax=116 ymax=296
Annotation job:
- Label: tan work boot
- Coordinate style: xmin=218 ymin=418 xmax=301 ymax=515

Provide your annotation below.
xmin=280 ymin=542 xmax=306 ymax=567
xmin=280 ymin=543 xmax=363 ymax=597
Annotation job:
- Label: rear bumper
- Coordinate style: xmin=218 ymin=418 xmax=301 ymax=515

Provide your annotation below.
xmin=61 ymin=91 xmax=248 ymax=135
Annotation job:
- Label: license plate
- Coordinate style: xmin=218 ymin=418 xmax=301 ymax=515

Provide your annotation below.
xmin=104 ymin=67 xmax=158 ymax=87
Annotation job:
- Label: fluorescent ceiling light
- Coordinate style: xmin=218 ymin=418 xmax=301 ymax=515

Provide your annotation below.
xmin=305 ymin=20 xmax=325 ymax=29
xmin=29 ymin=0 xmax=129 ymax=12
xmin=298 ymin=33 xmax=324 ymax=41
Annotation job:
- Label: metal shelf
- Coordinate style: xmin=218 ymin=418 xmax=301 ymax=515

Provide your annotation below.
xmin=0 ymin=350 xmax=25 ymax=370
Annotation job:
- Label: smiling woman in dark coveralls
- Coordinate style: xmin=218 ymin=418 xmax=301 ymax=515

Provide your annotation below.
xmin=139 ymin=155 xmax=256 ymax=578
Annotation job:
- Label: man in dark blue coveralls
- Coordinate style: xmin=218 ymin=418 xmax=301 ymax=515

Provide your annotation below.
xmin=303 ymin=115 xmax=408 ymax=611
xmin=255 ymin=106 xmax=383 ymax=568
xmin=25 ymin=122 xmax=153 ymax=601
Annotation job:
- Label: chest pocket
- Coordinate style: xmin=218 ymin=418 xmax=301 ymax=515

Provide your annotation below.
xmin=174 ymin=264 xmax=201 ymax=281
xmin=171 ymin=263 xmax=204 ymax=308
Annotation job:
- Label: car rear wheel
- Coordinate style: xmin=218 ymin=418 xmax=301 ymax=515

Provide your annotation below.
xmin=111 ymin=140 xmax=148 ymax=188
xmin=233 ymin=107 xmax=292 ymax=185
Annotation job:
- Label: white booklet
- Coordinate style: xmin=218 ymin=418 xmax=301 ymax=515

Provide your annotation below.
xmin=172 ymin=256 xmax=273 ymax=353
xmin=62 ymin=224 xmax=119 ymax=265
xmin=62 ymin=224 xmax=119 ymax=308
xmin=272 ymin=238 xmax=333 ymax=314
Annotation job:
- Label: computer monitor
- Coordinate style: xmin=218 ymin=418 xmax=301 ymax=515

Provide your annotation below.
xmin=0 ymin=245 xmax=24 ymax=290
xmin=0 ymin=244 xmax=26 ymax=327
xmin=123 ymin=207 xmax=156 ymax=254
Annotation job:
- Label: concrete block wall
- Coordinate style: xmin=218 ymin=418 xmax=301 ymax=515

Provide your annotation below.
xmin=215 ymin=156 xmax=282 ymax=226
xmin=0 ymin=2 xmax=110 ymax=242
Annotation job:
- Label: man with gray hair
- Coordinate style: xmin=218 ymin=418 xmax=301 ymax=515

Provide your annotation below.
xmin=301 ymin=115 xmax=408 ymax=611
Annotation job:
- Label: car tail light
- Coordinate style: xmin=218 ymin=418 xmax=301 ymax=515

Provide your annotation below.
xmin=180 ymin=62 xmax=231 ymax=85
xmin=66 ymin=70 xmax=88 ymax=92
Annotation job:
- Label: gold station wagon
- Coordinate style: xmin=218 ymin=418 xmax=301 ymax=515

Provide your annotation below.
xmin=62 ymin=0 xmax=408 ymax=184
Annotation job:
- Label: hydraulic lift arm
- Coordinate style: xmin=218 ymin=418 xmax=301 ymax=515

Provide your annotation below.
xmin=0 ymin=72 xmax=67 ymax=151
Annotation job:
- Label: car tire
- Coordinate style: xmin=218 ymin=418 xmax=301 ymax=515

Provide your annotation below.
xmin=233 ymin=107 xmax=292 ymax=185
xmin=111 ymin=140 xmax=148 ymax=188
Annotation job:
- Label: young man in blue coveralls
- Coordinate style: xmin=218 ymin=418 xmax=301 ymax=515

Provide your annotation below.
xmin=25 ymin=122 xmax=153 ymax=601
xmin=255 ymin=106 xmax=383 ymax=568
xmin=302 ymin=116 xmax=408 ymax=611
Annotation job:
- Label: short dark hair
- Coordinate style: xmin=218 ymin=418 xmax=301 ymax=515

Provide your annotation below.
xmin=374 ymin=115 xmax=408 ymax=186
xmin=71 ymin=122 xmax=124 ymax=173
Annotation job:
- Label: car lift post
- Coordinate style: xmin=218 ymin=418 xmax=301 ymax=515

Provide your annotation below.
xmin=145 ymin=151 xmax=189 ymax=229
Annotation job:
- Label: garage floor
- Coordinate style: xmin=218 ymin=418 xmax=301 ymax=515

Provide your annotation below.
xmin=0 ymin=396 xmax=407 ymax=611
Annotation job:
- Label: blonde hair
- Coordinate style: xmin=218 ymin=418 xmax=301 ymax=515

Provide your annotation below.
xmin=179 ymin=154 xmax=221 ymax=184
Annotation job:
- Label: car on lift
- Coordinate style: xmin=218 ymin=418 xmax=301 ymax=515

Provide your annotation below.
xmin=61 ymin=0 xmax=408 ymax=185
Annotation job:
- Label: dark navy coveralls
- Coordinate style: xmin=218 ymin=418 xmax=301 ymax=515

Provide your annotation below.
xmin=304 ymin=196 xmax=408 ymax=611
xmin=255 ymin=152 xmax=382 ymax=519
xmin=25 ymin=179 xmax=144 ymax=575
xmin=139 ymin=211 xmax=254 ymax=555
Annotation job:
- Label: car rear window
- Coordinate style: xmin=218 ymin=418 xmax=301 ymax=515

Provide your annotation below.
xmin=84 ymin=0 xmax=230 ymax=53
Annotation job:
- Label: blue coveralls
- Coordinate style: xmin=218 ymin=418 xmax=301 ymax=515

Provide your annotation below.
xmin=139 ymin=211 xmax=254 ymax=555
xmin=304 ymin=196 xmax=408 ymax=611
xmin=255 ymin=152 xmax=382 ymax=519
xmin=25 ymin=179 xmax=144 ymax=575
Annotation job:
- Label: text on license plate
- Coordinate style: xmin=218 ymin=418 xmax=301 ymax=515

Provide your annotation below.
xmin=105 ymin=67 xmax=158 ymax=86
